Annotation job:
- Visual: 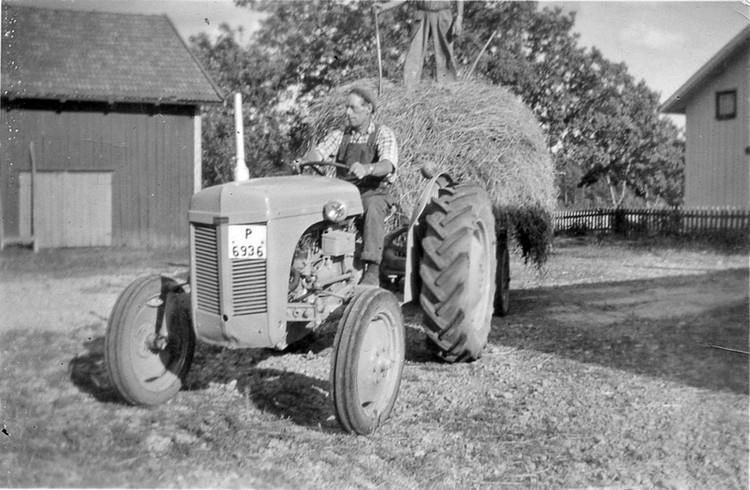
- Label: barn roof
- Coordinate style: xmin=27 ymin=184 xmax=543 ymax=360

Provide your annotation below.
xmin=1 ymin=4 xmax=223 ymax=105
xmin=661 ymin=25 xmax=750 ymax=114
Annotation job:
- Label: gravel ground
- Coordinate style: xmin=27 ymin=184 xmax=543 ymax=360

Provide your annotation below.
xmin=0 ymin=237 xmax=747 ymax=488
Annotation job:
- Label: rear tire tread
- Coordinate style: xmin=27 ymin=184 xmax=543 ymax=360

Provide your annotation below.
xmin=419 ymin=184 xmax=497 ymax=363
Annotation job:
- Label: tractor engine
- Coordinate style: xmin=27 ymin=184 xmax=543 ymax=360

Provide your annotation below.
xmin=288 ymin=220 xmax=360 ymax=304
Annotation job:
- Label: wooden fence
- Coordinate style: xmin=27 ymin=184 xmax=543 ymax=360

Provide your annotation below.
xmin=554 ymin=208 xmax=750 ymax=236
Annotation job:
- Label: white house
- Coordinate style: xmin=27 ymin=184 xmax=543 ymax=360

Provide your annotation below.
xmin=661 ymin=25 xmax=749 ymax=208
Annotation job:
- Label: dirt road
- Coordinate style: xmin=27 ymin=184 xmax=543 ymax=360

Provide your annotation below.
xmin=0 ymin=239 xmax=747 ymax=488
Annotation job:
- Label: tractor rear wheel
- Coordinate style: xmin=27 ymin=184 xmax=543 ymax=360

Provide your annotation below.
xmin=105 ymin=275 xmax=195 ymax=406
xmin=331 ymin=287 xmax=405 ymax=435
xmin=419 ymin=184 xmax=497 ymax=362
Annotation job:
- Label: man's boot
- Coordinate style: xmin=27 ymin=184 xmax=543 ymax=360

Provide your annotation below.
xmin=360 ymin=261 xmax=380 ymax=286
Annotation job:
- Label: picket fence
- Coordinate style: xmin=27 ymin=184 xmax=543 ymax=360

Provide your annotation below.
xmin=554 ymin=207 xmax=750 ymax=236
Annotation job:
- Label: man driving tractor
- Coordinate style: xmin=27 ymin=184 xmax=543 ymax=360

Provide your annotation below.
xmin=294 ymin=85 xmax=399 ymax=286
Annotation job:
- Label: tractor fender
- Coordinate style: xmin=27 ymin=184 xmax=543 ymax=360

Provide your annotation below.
xmin=403 ymin=172 xmax=454 ymax=304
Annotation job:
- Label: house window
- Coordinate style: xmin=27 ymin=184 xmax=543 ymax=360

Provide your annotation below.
xmin=716 ymin=90 xmax=737 ymax=120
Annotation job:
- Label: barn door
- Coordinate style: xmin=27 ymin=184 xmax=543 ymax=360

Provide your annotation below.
xmin=19 ymin=172 xmax=112 ymax=248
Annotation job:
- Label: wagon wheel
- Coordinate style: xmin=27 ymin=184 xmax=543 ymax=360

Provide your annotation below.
xmin=105 ymin=275 xmax=195 ymax=406
xmin=330 ymin=287 xmax=405 ymax=435
xmin=494 ymin=230 xmax=511 ymax=316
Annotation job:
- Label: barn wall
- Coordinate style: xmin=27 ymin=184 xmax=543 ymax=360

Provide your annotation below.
xmin=0 ymin=100 xmax=197 ymax=247
xmin=684 ymin=47 xmax=749 ymax=208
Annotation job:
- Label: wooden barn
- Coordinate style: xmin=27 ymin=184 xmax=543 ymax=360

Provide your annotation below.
xmin=661 ymin=25 xmax=750 ymax=209
xmin=1 ymin=5 xmax=222 ymax=249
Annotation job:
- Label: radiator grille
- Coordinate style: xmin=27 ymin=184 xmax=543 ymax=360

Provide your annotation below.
xmin=193 ymin=224 xmax=220 ymax=315
xmin=232 ymin=259 xmax=267 ymax=315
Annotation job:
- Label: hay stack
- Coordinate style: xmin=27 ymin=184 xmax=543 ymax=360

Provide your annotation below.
xmin=305 ymin=79 xmax=556 ymax=266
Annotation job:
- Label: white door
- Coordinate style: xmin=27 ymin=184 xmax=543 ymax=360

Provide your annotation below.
xmin=19 ymin=172 xmax=112 ymax=248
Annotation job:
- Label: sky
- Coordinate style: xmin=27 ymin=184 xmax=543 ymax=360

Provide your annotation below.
xmin=545 ymin=2 xmax=748 ymax=103
xmin=5 ymin=0 xmax=750 ymax=117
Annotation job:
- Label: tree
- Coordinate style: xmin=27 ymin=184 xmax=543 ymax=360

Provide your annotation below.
xmin=191 ymin=24 xmax=298 ymax=185
xmin=238 ymin=0 xmax=416 ymax=96
xmin=459 ymin=3 xmax=684 ymax=207
xmin=557 ymin=51 xmax=685 ymax=207
xmin=192 ymin=0 xmax=684 ymax=207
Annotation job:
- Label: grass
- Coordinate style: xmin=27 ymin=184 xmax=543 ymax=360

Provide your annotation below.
xmin=556 ymin=230 xmax=750 ymax=255
xmin=0 ymin=240 xmax=747 ymax=488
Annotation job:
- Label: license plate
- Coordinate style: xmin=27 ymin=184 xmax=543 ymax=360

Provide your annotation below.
xmin=227 ymin=225 xmax=267 ymax=260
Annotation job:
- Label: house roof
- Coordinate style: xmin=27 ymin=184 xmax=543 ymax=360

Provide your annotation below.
xmin=661 ymin=25 xmax=750 ymax=114
xmin=1 ymin=4 xmax=223 ymax=105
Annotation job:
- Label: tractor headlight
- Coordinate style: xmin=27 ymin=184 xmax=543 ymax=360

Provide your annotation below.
xmin=323 ymin=200 xmax=347 ymax=223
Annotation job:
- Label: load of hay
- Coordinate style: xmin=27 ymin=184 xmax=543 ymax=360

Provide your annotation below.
xmin=303 ymin=79 xmax=556 ymax=267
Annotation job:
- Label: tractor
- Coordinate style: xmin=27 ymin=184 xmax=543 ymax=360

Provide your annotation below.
xmin=104 ymin=159 xmax=499 ymax=435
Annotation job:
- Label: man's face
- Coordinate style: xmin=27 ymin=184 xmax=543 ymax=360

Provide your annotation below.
xmin=345 ymin=93 xmax=371 ymax=131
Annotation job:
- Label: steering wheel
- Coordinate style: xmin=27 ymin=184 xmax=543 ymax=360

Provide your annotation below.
xmin=298 ymin=160 xmax=349 ymax=176
xmin=296 ymin=160 xmax=361 ymax=183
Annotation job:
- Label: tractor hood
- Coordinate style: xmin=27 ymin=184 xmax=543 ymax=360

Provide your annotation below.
xmin=189 ymin=176 xmax=364 ymax=225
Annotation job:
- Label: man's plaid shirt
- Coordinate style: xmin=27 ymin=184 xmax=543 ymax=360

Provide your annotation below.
xmin=315 ymin=120 xmax=399 ymax=182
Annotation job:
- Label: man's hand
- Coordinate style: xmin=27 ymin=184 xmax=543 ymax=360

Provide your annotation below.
xmin=348 ymin=162 xmax=371 ymax=180
xmin=290 ymin=158 xmax=303 ymax=174
xmin=452 ymin=14 xmax=463 ymax=38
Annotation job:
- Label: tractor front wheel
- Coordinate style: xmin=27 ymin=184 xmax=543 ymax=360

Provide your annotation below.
xmin=419 ymin=184 xmax=497 ymax=362
xmin=331 ymin=287 xmax=405 ymax=435
xmin=105 ymin=275 xmax=195 ymax=406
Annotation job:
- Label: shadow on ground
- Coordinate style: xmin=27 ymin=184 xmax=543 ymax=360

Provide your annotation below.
xmin=239 ymin=368 xmax=335 ymax=430
xmin=492 ymin=268 xmax=749 ymax=394
xmin=69 ymin=337 xmax=120 ymax=403
xmin=68 ymin=336 xmax=337 ymax=430
xmin=68 ymin=299 xmax=440 ymax=430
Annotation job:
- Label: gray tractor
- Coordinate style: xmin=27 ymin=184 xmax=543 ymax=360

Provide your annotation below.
xmin=105 ymin=161 xmax=499 ymax=434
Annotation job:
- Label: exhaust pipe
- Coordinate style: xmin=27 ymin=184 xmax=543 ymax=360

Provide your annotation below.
xmin=233 ymin=92 xmax=249 ymax=182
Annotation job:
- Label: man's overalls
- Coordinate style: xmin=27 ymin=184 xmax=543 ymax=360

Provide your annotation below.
xmin=335 ymin=125 xmax=393 ymax=269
